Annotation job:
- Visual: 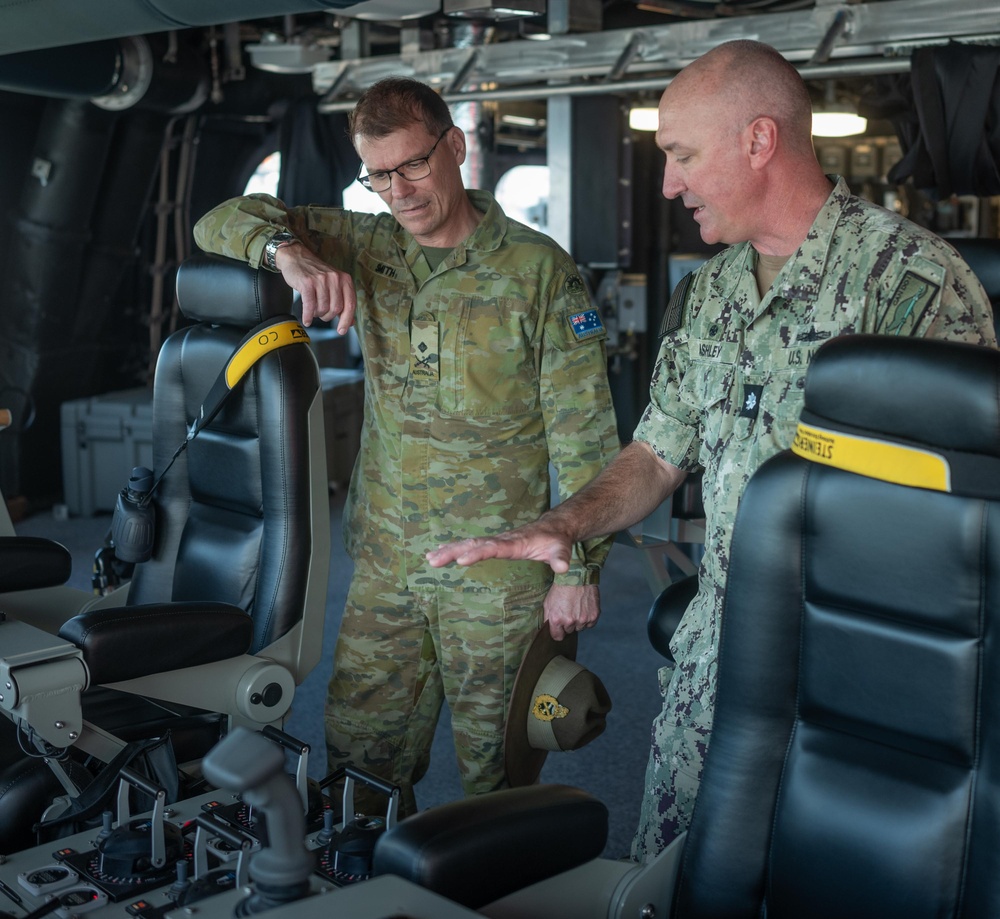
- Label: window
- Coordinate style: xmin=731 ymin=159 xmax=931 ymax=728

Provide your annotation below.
xmin=243 ymin=150 xmax=390 ymax=216
xmin=342 ymin=180 xmax=391 ymax=215
xmin=495 ymin=165 xmax=549 ymax=233
xmin=244 ymin=152 xmax=281 ymax=196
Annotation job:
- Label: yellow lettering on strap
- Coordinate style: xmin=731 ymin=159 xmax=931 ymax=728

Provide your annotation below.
xmin=225 ymin=320 xmax=308 ymax=389
xmin=791 ymin=422 xmax=951 ymax=492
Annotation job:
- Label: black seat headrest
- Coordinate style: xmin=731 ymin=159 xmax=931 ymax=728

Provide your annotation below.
xmin=176 ymin=253 xmax=294 ymax=328
xmin=794 ymin=334 xmax=1000 ymax=498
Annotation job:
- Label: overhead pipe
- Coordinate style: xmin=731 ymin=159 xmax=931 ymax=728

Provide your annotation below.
xmin=0 ymin=41 xmax=127 ymax=99
xmin=603 ymin=31 xmax=648 ymax=83
xmin=314 ymin=0 xmax=999 ymax=112
xmin=447 ymin=47 xmax=482 ymax=94
xmin=317 ymin=61 xmax=354 ymax=109
xmin=450 ymin=21 xmax=488 ymax=191
xmin=808 ymin=8 xmax=854 ymax=66
xmin=318 ymin=57 xmax=913 ymax=112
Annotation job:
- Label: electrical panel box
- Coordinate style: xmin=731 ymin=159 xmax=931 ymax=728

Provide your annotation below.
xmin=850 ymin=143 xmax=880 ymax=179
xmin=618 ymin=273 xmax=648 ymax=334
xmin=59 ymin=387 xmax=153 ymax=516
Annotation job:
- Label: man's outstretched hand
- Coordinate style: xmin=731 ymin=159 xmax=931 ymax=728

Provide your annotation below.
xmin=425 ymin=520 xmax=574 ymax=574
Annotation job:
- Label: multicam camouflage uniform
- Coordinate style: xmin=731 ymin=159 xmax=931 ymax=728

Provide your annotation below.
xmin=194 ymin=190 xmax=619 ymax=814
xmin=630 ymin=176 xmax=997 ymax=860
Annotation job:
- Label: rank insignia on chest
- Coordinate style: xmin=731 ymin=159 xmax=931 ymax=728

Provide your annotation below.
xmin=411 ymin=320 xmax=440 ymax=380
xmin=740 ymin=384 xmax=764 ymax=419
xmin=568 ymin=308 xmax=605 ymax=340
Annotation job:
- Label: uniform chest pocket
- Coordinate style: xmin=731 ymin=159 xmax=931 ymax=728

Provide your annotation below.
xmin=440 ymin=296 xmax=538 ymax=416
xmin=678 ymin=339 xmax=738 ymax=413
xmin=677 ymin=356 xmax=738 ymax=450
xmin=354 ymin=252 xmax=411 ymax=328
xmin=772 ymin=323 xmax=840 ymax=373
xmin=356 ymin=253 xmax=411 ymax=386
xmin=763 ymin=347 xmax=822 ymax=450
xmin=766 ymin=324 xmax=838 ymax=424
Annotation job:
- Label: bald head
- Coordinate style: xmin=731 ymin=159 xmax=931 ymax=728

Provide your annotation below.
xmin=663 ymin=40 xmax=814 ymax=154
xmin=654 ymin=40 xmax=831 ymax=253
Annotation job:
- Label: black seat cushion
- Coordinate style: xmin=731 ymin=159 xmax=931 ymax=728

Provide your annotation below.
xmin=58 ymin=602 xmax=253 ymax=684
xmin=0 ymin=537 xmax=71 ymax=592
xmin=374 ymin=785 xmax=608 ymax=909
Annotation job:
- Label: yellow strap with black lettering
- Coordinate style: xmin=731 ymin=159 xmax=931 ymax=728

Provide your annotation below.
xmin=791 ymin=422 xmax=952 ymax=492
xmin=224 ymin=319 xmax=309 ymax=389
xmin=195 ymin=316 xmax=309 ymax=435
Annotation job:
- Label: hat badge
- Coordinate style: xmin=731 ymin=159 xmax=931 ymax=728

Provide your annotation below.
xmin=532 ymin=693 xmax=569 ymax=722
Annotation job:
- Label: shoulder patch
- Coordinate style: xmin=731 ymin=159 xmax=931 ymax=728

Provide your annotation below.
xmin=565 ymin=274 xmax=585 ymax=294
xmin=659 ymin=271 xmax=695 ymax=338
xmin=567 ymin=308 xmax=605 ymax=340
xmin=879 ymin=269 xmax=941 ymax=336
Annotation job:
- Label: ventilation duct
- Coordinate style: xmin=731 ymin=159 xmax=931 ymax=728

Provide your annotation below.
xmin=0 ymin=41 xmax=130 ymax=100
xmin=443 ymin=0 xmax=546 ymax=18
xmin=338 ymin=0 xmax=440 ymax=17
xmin=0 ymin=36 xmax=208 ymax=114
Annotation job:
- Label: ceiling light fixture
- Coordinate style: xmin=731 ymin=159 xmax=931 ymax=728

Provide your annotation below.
xmin=501 ymin=114 xmax=543 ymax=127
xmin=812 ymin=110 xmax=868 ymax=137
xmin=629 ymin=106 xmax=659 ymax=132
xmin=812 ymin=80 xmax=867 ymax=137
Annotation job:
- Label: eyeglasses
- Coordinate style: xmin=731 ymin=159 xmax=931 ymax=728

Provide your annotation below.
xmin=357 ymin=128 xmax=452 ymax=193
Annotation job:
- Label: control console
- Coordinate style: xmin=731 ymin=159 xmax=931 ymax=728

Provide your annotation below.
xmin=0 ymin=728 xmax=477 ymax=919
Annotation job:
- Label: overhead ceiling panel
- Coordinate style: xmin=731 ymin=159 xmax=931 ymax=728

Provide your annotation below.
xmin=315 ymin=0 xmax=1000 ymax=107
xmin=0 ymin=0 xmax=437 ymax=56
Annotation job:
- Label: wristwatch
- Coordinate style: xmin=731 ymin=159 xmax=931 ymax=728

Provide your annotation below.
xmin=263 ymin=231 xmax=298 ymax=272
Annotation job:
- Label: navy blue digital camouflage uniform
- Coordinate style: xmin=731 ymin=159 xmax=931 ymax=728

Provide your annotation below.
xmin=630 ymin=176 xmax=997 ymax=859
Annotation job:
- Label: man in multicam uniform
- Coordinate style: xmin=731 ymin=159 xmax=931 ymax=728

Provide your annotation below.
xmin=193 ymin=78 xmax=619 ymax=816
xmin=428 ymin=40 xmax=997 ymax=858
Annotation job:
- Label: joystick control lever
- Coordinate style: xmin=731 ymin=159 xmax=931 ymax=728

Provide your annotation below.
xmin=201 ymin=727 xmax=314 ymax=915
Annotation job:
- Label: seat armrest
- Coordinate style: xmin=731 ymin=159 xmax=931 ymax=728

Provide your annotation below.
xmin=373 ymin=784 xmax=608 ymax=909
xmin=647 ymin=574 xmax=699 ymax=663
xmin=0 ymin=537 xmax=72 ymax=592
xmin=58 ymin=602 xmax=253 ymax=684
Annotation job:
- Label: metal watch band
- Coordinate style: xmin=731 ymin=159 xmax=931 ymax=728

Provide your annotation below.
xmin=263 ymin=231 xmax=297 ymax=272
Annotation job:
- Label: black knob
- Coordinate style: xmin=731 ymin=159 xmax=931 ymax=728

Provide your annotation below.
xmin=261 ymin=683 xmax=283 ymax=707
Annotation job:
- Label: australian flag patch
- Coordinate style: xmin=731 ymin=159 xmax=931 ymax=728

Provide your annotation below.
xmin=568 ymin=308 xmax=605 ymax=341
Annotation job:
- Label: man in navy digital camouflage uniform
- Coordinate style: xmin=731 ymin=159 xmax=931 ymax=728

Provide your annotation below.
xmin=428 ymin=40 xmax=997 ymax=858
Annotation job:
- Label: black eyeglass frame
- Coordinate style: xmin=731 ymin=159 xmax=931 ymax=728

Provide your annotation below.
xmin=356 ymin=127 xmax=453 ymax=193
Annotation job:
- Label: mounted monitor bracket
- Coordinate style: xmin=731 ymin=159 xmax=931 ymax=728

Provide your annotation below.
xmin=0 ymin=615 xmax=88 ymax=750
